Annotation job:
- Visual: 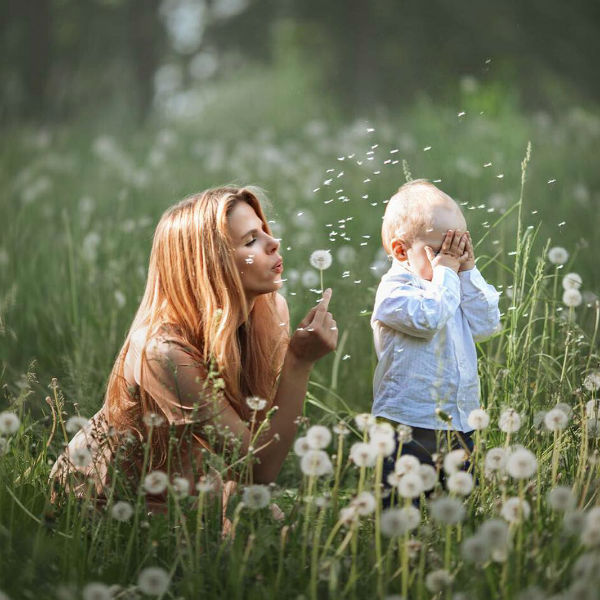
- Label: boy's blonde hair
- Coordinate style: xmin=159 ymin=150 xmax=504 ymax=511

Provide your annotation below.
xmin=381 ymin=179 xmax=460 ymax=254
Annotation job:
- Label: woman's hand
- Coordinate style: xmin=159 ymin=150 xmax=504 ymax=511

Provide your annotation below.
xmin=288 ymin=288 xmax=338 ymax=365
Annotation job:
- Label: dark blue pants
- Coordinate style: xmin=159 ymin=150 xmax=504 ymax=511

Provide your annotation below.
xmin=381 ymin=426 xmax=474 ymax=507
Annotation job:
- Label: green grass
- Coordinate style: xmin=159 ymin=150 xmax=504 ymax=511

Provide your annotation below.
xmin=1 ymin=81 xmax=600 ymax=598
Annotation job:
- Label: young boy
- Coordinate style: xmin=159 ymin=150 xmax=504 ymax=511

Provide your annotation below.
xmin=371 ymin=180 xmax=500 ymax=496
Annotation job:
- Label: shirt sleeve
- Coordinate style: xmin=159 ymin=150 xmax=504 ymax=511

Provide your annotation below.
xmin=458 ymin=267 xmax=501 ymax=341
xmin=372 ymin=266 xmax=461 ymax=340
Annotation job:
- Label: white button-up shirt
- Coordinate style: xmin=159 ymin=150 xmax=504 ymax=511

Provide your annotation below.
xmin=371 ymin=259 xmax=500 ymax=432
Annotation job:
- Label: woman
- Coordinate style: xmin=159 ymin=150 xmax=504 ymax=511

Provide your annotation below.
xmin=50 ymin=186 xmax=337 ymax=508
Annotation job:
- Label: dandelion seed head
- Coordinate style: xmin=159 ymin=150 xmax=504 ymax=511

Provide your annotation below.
xmin=369 ymin=434 xmax=396 ymax=457
xmin=351 ymin=491 xmax=376 ymax=516
xmin=424 ymin=569 xmax=453 ymax=593
xmin=447 ymin=471 xmax=474 ymax=496
xmin=380 ymin=507 xmax=418 ymax=537
xmin=349 ymin=442 xmax=377 ymax=467
xmin=478 ymin=518 xmax=509 ymax=549
xmin=71 ymin=447 xmax=93 ymax=469
xmin=82 ymin=582 xmax=112 ymax=600
xmin=563 ymin=288 xmax=583 ymax=308
xmin=499 ymin=408 xmax=521 ymax=433
xmin=137 ymin=566 xmax=170 ymax=596
xmin=563 ymin=510 xmax=586 ymax=534
xmin=583 ymin=371 xmax=600 ymax=392
xmin=396 ymin=424 xmax=413 ymax=443
xmin=354 ymin=413 xmax=376 ymax=432
xmin=398 ymin=472 xmax=424 ymax=499
xmin=0 ymin=411 xmax=20 ymax=435
xmin=467 ymin=408 xmax=490 ymax=430
xmin=339 ymin=505 xmax=359 ymax=527
xmin=294 ymin=436 xmax=311 ymax=456
xmin=309 ymin=249 xmax=332 ymax=271
xmin=581 ymin=523 xmax=600 ymax=548
xmin=306 ymin=425 xmax=332 ymax=449
xmin=242 ymin=484 xmax=271 ymax=509
xmin=196 ymin=475 xmax=217 ymax=493
xmin=443 ymin=449 xmax=468 ymax=475
xmin=395 ymin=454 xmax=421 ymax=476
xmin=300 ymin=449 xmax=333 ymax=477
xmin=172 ymin=477 xmax=190 ymax=498
xmin=586 ymin=399 xmax=600 ymax=419
xmin=110 ymin=500 xmax=134 ymax=522
xmin=544 ymin=408 xmax=569 ymax=432
xmin=246 ymin=396 xmax=267 ymax=411
xmin=143 ymin=470 xmax=169 ymax=495
xmin=547 ymin=486 xmax=576 ymax=512
xmin=429 ymin=496 xmax=466 ymax=525
xmin=461 ymin=535 xmax=490 ymax=564
xmin=142 ymin=412 xmax=165 ymax=428
xmin=419 ymin=464 xmax=438 ymax=491
xmin=505 ymin=448 xmax=538 ymax=479
xmin=548 ymin=246 xmax=569 ymax=265
xmin=501 ymin=497 xmax=531 ymax=523
xmin=368 ymin=422 xmax=395 ymax=440
xmin=562 ymin=272 xmax=583 ymax=290
xmin=66 ymin=415 xmax=90 ymax=433
xmin=333 ymin=421 xmax=350 ymax=436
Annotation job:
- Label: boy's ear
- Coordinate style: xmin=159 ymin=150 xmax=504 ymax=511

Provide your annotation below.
xmin=391 ymin=238 xmax=409 ymax=262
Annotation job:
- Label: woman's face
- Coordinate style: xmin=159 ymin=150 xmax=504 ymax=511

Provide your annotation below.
xmin=228 ymin=201 xmax=283 ymax=303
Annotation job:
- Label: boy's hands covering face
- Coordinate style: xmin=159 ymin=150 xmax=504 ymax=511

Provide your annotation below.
xmin=424 ymin=230 xmax=469 ymax=273
xmin=459 ymin=231 xmax=475 ymax=272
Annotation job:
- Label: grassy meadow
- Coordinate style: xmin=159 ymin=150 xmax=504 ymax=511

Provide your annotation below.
xmin=1 ymin=76 xmax=600 ymax=598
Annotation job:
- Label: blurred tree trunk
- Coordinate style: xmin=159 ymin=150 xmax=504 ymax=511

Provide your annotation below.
xmin=20 ymin=0 xmax=52 ymax=119
xmin=127 ymin=0 xmax=162 ymax=122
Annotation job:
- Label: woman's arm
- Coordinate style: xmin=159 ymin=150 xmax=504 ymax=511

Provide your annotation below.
xmin=144 ymin=289 xmax=337 ymax=484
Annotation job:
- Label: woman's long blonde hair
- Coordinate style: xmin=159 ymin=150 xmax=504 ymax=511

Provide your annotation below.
xmin=105 ymin=186 xmax=286 ymax=466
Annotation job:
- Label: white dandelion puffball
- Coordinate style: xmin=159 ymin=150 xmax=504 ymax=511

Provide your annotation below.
xmin=143 ymin=470 xmax=169 ymax=495
xmin=544 ymin=408 xmax=569 ymax=432
xmin=246 ymin=396 xmax=267 ymax=411
xmin=548 ymin=246 xmax=569 ymax=265
xmin=137 ymin=566 xmax=170 ymax=596
xmin=395 ymin=454 xmax=421 ymax=476
xmin=294 ymin=436 xmax=311 ymax=456
xmin=586 ymin=418 xmax=600 ymax=439
xmin=554 ymin=402 xmax=573 ymax=418
xmin=562 ymin=272 xmax=583 ymax=290
xmin=339 ymin=505 xmax=359 ymax=527
xmin=354 ymin=413 xmax=376 ymax=432
xmin=172 ymin=477 xmax=190 ymax=498
xmin=547 ymin=486 xmax=576 ymax=512
xmin=397 ymin=472 xmax=424 ymax=499
xmin=242 ymin=484 xmax=271 ymax=509
xmin=82 ymin=582 xmax=112 ymax=600
xmin=443 ymin=449 xmax=468 ymax=475
xmin=380 ymin=507 xmax=420 ymax=537
xmin=419 ymin=464 xmax=438 ymax=491
xmin=501 ymin=497 xmax=531 ymax=523
xmin=581 ymin=524 xmax=600 ymax=548
xmin=586 ymin=399 xmax=600 ymax=419
xmin=349 ymin=442 xmax=377 ymax=467
xmin=585 ymin=507 xmax=600 ymax=529
xmin=0 ymin=411 xmax=20 ymax=435
xmin=71 ymin=447 xmax=93 ymax=469
xmin=562 ymin=288 xmax=582 ymax=308
xmin=447 ymin=471 xmax=474 ymax=496
xmin=368 ymin=421 xmax=395 ymax=440
xmin=429 ymin=496 xmax=466 ymax=525
xmin=397 ymin=423 xmax=413 ymax=443
xmin=584 ymin=371 xmax=600 ymax=391
xmin=310 ymin=249 xmax=332 ymax=271
xmin=333 ymin=421 xmax=350 ymax=436
xmin=478 ymin=518 xmax=509 ymax=549
xmin=499 ymin=408 xmax=521 ymax=433
xmin=110 ymin=501 xmax=134 ymax=522
xmin=300 ymin=449 xmax=333 ymax=477
xmin=467 ymin=408 xmax=490 ymax=430
xmin=66 ymin=415 xmax=90 ymax=433
xmin=425 ymin=569 xmax=453 ymax=593
xmin=142 ymin=412 xmax=165 ymax=427
xmin=563 ymin=510 xmax=585 ymax=534
xmin=306 ymin=425 xmax=332 ymax=449
xmin=485 ymin=448 xmax=507 ymax=472
xmin=351 ymin=491 xmax=376 ymax=516
xmin=196 ymin=475 xmax=217 ymax=494
xmin=461 ymin=535 xmax=490 ymax=564
xmin=506 ymin=448 xmax=538 ymax=479
xmin=336 ymin=245 xmax=357 ymax=265
xmin=301 ymin=270 xmax=319 ymax=288
xmin=369 ymin=433 xmax=396 ymax=457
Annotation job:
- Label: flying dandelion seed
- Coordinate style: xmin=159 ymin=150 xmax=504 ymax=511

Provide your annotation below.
xmin=423 ymin=146 xmax=432 ymax=151
xmin=548 ymin=179 xmax=557 ymax=184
